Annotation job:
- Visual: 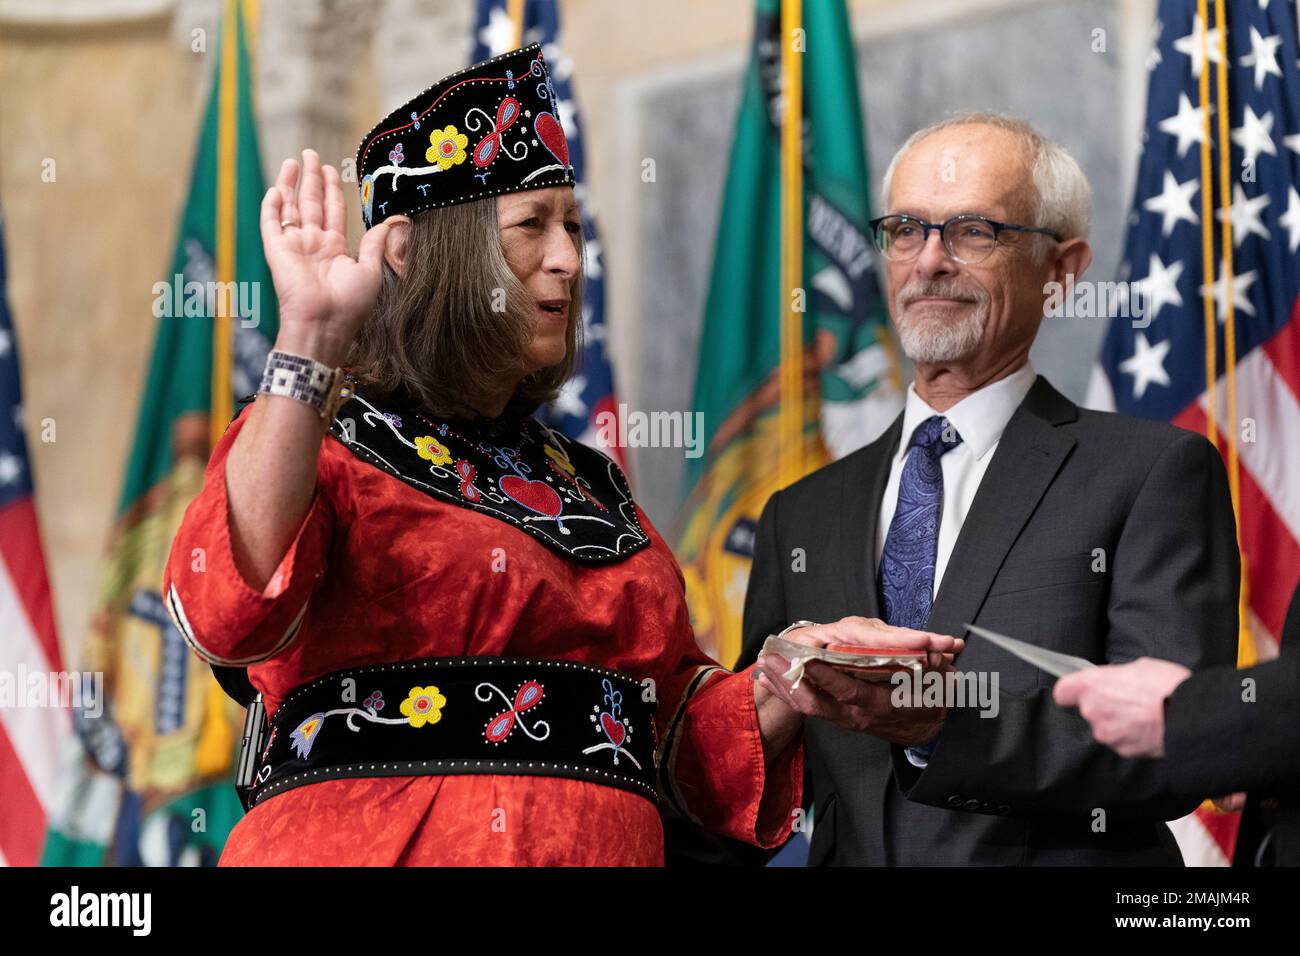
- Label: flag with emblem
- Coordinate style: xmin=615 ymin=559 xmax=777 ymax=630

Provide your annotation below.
xmin=40 ymin=0 xmax=275 ymax=865
xmin=0 ymin=213 xmax=70 ymax=867
xmin=471 ymin=0 xmax=627 ymax=470
xmin=676 ymin=0 xmax=902 ymax=667
xmin=1085 ymin=0 xmax=1300 ymax=865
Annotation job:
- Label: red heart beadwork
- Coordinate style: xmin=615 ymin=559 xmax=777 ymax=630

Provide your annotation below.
xmin=599 ymin=712 xmax=626 ymax=748
xmin=534 ymin=111 xmax=568 ymax=166
xmin=500 ymin=475 xmax=563 ymax=517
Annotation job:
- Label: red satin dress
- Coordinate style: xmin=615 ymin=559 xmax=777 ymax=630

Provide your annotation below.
xmin=163 ymin=394 xmax=802 ymax=866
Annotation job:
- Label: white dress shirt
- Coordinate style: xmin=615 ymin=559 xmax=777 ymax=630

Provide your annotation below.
xmin=879 ymin=362 xmax=1038 ymax=769
xmin=875 ymin=362 xmax=1039 ymax=602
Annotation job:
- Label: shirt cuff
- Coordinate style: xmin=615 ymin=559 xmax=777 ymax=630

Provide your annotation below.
xmin=904 ymin=738 xmax=937 ymax=769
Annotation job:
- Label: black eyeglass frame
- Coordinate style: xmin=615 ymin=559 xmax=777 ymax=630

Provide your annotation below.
xmin=868 ymin=213 xmax=1063 ymax=264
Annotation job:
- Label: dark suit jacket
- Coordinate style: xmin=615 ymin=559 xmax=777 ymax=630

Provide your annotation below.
xmin=1164 ymin=583 xmax=1300 ymax=866
xmin=736 ymin=375 xmax=1240 ymax=865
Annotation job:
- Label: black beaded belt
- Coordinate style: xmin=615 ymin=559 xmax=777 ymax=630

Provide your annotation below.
xmin=236 ymin=656 xmax=659 ymax=810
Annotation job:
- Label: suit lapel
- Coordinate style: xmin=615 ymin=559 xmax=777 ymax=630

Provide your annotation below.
xmin=926 ymin=376 xmax=1078 ymax=638
xmin=838 ymin=413 xmax=903 ymax=618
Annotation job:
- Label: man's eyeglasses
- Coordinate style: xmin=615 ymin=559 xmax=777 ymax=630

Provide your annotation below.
xmin=868 ymin=213 xmax=1062 ymax=265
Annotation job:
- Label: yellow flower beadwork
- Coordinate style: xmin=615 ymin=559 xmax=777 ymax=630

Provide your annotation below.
xmin=426 ymin=125 xmax=468 ymax=170
xmin=544 ymin=443 xmax=575 ymax=475
xmin=400 ymin=686 xmax=446 ymax=728
xmin=415 ymin=435 xmax=453 ymax=466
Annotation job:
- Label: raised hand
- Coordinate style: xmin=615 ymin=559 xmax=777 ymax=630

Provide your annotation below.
xmin=260 ymin=148 xmax=397 ymax=366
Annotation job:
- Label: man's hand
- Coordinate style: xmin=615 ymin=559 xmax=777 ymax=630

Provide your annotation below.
xmin=753 ymin=617 xmax=963 ymax=747
xmin=1052 ymin=657 xmax=1192 ymax=758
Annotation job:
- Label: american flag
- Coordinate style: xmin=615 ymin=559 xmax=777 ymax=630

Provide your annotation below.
xmin=1086 ymin=0 xmax=1300 ymax=864
xmin=0 ymin=215 xmax=68 ymax=866
xmin=471 ymin=0 xmax=627 ymax=470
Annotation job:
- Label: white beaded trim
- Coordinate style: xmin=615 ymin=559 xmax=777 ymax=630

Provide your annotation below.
xmin=278 ymin=656 xmax=645 ymax=711
xmin=327 ymin=411 xmax=647 ymax=562
xmin=355 ymin=43 xmax=573 ymax=226
xmin=356 ymin=43 xmax=547 ymax=169
xmin=365 ymin=172 xmax=574 ymax=222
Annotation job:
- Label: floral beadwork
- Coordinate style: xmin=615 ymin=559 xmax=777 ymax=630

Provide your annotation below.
xmin=415 ymin=435 xmax=453 ymax=466
xmin=533 ymin=111 xmax=568 ymax=165
xmin=360 ymin=175 xmax=375 ymax=227
xmin=471 ymin=96 xmax=522 ymax=168
xmin=290 ymin=713 xmax=325 ymax=759
xmin=401 ymin=686 xmax=447 ymax=728
xmin=328 ymin=390 xmax=649 ymax=564
xmin=282 ymin=687 xmax=443 ymax=762
xmin=584 ymin=678 xmax=641 ymax=769
xmin=455 ymin=458 xmax=483 ymax=502
xmin=544 ymin=443 xmax=575 ymax=475
xmin=547 ymin=458 xmax=609 ymax=513
xmin=476 ymin=679 xmax=549 ymax=745
xmin=426 ymin=125 xmax=469 ymax=169
xmin=354 ymin=46 xmax=574 ymax=231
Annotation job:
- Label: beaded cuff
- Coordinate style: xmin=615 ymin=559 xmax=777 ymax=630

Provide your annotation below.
xmin=258 ymin=349 xmax=349 ymax=421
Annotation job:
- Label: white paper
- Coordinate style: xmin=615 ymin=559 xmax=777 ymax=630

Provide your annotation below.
xmin=962 ymin=623 xmax=1095 ymax=678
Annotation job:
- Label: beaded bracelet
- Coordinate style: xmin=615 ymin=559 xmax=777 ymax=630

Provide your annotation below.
xmin=257 ymin=349 xmax=350 ymax=421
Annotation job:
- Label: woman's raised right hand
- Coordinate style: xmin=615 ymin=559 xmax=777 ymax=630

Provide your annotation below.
xmin=260 ymin=148 xmax=396 ymax=366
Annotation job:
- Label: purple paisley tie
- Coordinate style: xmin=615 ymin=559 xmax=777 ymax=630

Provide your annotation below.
xmin=879 ymin=415 xmax=963 ymax=629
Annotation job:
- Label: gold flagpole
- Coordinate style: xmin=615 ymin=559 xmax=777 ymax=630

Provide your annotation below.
xmin=1211 ymin=0 xmax=1253 ymax=666
xmin=211 ymin=0 xmax=238 ymax=450
xmin=508 ymin=0 xmax=525 ymax=48
xmin=1195 ymin=0 xmax=1216 ymax=455
xmin=779 ymin=0 xmax=804 ymax=489
xmin=198 ymin=0 xmax=243 ymax=776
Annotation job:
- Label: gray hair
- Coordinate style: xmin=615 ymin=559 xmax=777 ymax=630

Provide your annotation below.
xmin=879 ymin=112 xmax=1093 ymax=256
xmin=346 ymin=195 xmax=583 ymax=420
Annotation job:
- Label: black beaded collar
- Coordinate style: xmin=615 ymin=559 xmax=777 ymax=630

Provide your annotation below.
xmin=329 ymin=389 xmax=650 ymax=564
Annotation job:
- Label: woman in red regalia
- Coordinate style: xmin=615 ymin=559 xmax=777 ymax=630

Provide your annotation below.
xmin=164 ymin=45 xmax=957 ymax=866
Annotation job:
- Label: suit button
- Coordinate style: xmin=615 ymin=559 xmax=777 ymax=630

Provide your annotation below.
xmin=964 ymin=799 xmax=981 ymax=811
xmin=946 ymin=795 xmax=963 ymax=808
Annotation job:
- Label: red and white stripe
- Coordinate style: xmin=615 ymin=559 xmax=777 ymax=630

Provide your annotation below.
xmin=1086 ymin=305 xmax=1300 ymax=865
xmin=0 ymin=497 xmax=68 ymax=867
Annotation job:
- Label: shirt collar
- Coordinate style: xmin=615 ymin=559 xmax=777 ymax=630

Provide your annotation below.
xmin=896 ymin=362 xmax=1038 ymax=463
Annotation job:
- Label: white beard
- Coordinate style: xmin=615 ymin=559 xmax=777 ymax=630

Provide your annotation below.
xmin=894 ymin=298 xmax=989 ymax=364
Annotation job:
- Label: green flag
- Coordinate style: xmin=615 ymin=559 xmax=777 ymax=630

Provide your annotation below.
xmin=42 ymin=0 xmax=275 ymax=865
xmin=676 ymin=0 xmax=901 ymax=666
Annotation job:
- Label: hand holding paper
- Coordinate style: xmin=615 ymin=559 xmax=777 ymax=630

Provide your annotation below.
xmin=753 ymin=617 xmax=962 ymax=747
xmin=1053 ymin=656 xmax=1192 ymax=758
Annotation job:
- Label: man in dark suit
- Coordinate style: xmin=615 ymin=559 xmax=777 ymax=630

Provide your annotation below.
xmin=736 ymin=113 xmax=1240 ymax=865
xmin=1055 ymin=583 xmax=1300 ymax=866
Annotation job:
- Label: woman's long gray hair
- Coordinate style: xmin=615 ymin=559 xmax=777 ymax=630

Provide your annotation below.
xmin=346 ymin=195 xmax=583 ymax=420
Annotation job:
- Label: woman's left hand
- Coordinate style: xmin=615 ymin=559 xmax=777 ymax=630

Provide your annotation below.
xmin=751 ymin=618 xmax=963 ymax=747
